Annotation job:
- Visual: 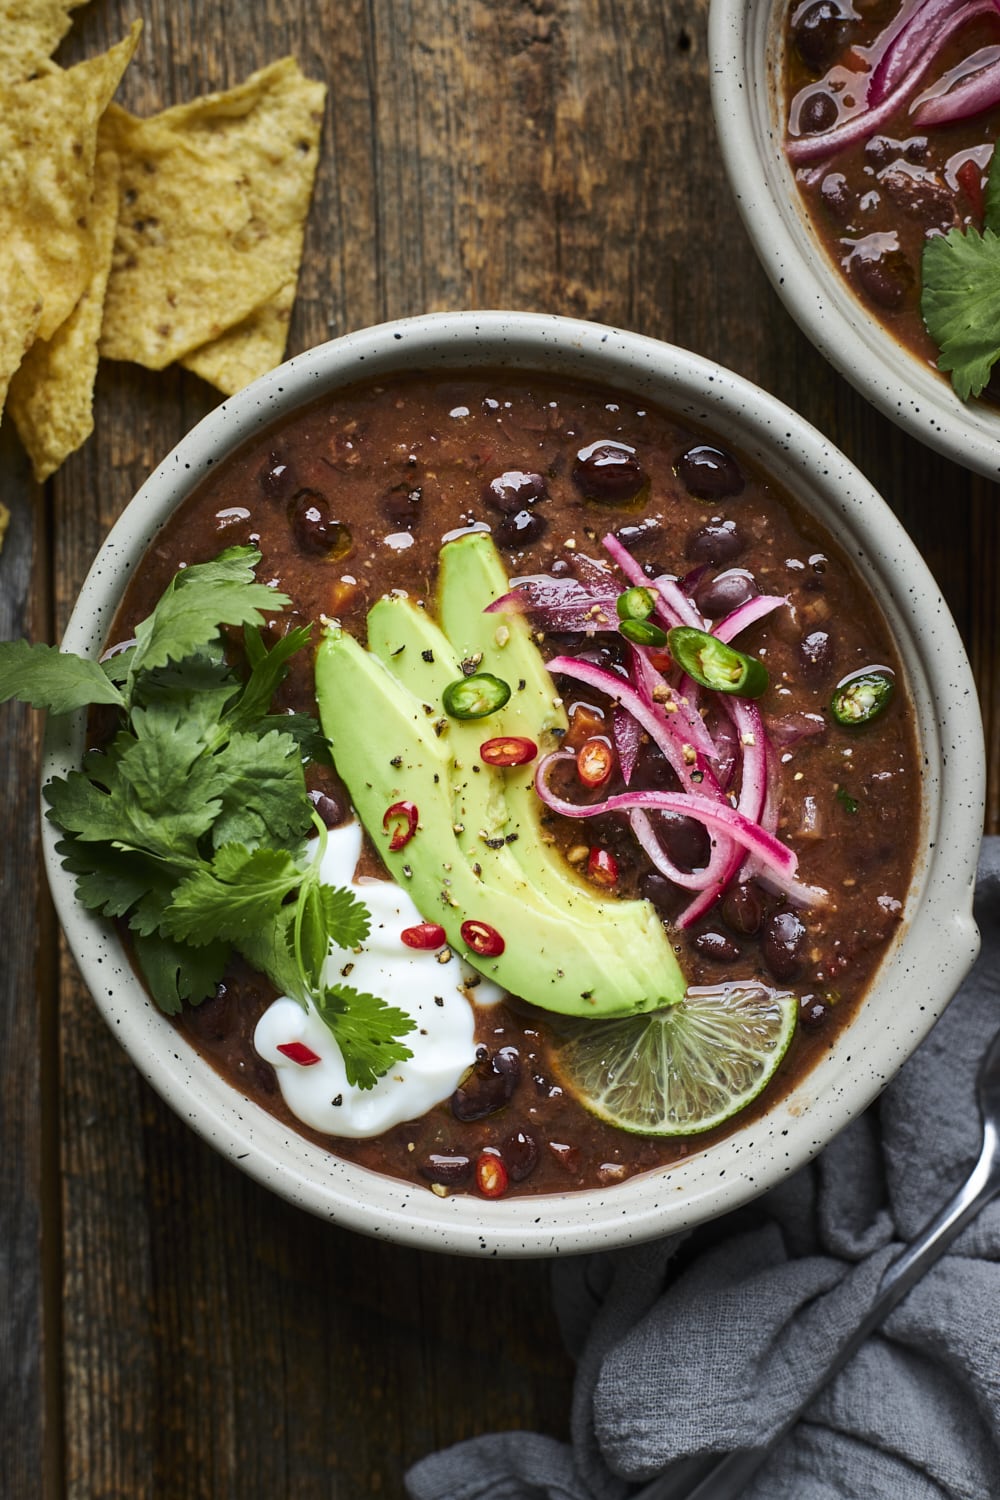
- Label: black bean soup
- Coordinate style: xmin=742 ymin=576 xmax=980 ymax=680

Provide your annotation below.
xmin=111 ymin=372 xmax=920 ymax=1197
xmin=783 ymin=0 xmax=998 ymax=373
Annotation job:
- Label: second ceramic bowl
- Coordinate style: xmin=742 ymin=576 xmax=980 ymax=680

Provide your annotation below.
xmin=709 ymin=0 xmax=1000 ymax=479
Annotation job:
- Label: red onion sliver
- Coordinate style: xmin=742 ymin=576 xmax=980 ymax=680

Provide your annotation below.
xmin=914 ymin=46 xmax=1000 ymax=123
xmin=485 ymin=578 xmax=619 ymax=633
xmin=650 ymin=574 xmax=706 ymax=630
xmin=713 ymin=594 xmax=788 ymax=645
xmin=613 ymin=703 xmax=642 ymax=785
xmin=868 ymin=0 xmax=974 ymax=106
xmin=534 ymin=754 xmax=799 ymax=880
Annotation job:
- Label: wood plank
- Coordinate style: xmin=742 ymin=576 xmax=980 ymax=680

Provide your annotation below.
xmin=0 ymin=430 xmax=53 ymax=1495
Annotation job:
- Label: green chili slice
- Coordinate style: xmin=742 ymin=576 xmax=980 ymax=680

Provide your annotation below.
xmin=830 ymin=669 xmax=894 ymax=726
xmin=442 ymin=671 xmax=511 ymax=720
xmin=620 ymin=617 xmax=669 ymax=647
xmin=616 ymin=586 xmax=656 ymax=622
xmin=666 ymin=625 xmax=769 ymax=698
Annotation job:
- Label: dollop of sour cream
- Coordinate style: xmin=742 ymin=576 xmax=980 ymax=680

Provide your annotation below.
xmin=253 ymin=821 xmax=483 ymax=1138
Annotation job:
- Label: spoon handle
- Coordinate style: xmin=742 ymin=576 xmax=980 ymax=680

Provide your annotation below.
xmin=632 ymin=1127 xmax=1000 ymax=1500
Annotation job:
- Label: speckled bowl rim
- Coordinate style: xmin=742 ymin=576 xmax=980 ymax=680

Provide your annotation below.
xmin=43 ymin=310 xmax=984 ymax=1258
xmin=708 ymin=0 xmax=1000 ymax=480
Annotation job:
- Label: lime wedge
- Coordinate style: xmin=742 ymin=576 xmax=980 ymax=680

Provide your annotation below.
xmin=551 ymin=983 xmax=798 ymax=1136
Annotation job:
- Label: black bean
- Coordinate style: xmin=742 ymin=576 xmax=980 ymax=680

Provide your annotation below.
xmin=685 ymin=519 xmax=746 ymax=565
xmin=820 ymin=173 xmax=855 ymax=224
xmin=258 ymin=451 xmax=294 ymax=499
xmin=572 ymin=442 xmax=647 ymax=503
xmin=483 ymin=470 xmax=548 ymax=513
xmin=381 ymin=484 xmax=423 ymax=527
xmin=307 ymin=788 xmax=347 ymax=828
xmin=880 ymin=168 xmax=956 ymax=231
xmin=287 ymin=488 xmax=352 ymax=558
xmin=798 ymin=90 xmax=838 ymax=136
xmin=693 ymin=567 xmax=759 ymax=619
xmin=799 ymin=995 xmax=829 ymax=1029
xmin=502 ymin=1129 xmax=540 ymax=1182
xmin=850 ymin=250 xmax=914 ymax=311
xmin=451 ymin=1048 xmax=520 ymax=1121
xmin=799 ymin=629 xmax=833 ymax=683
xmin=792 ymin=1 xmax=850 ymax=74
xmin=676 ymin=445 xmax=745 ymax=501
xmin=693 ymin=931 xmax=741 ymax=962
xmin=419 ymin=1153 xmax=473 ymax=1186
xmin=658 ymin=813 xmax=711 ymax=871
xmin=904 ymin=136 xmax=930 ymax=164
xmin=721 ymin=882 xmax=764 ymax=936
xmin=639 ymin=870 xmax=681 ymax=919
xmin=615 ymin=522 xmax=657 ymax=552
xmin=761 ymin=910 xmax=808 ymax=982
xmin=494 ymin=507 xmax=548 ymax=548
xmin=864 ymin=135 xmax=899 ymax=170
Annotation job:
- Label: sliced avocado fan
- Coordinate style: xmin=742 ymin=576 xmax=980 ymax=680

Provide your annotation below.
xmin=314 ymin=534 xmax=687 ymax=1019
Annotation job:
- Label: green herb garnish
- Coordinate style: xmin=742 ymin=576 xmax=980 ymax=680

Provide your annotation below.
xmin=835 ymin=786 xmax=859 ymax=815
xmin=0 ymin=545 xmax=414 ymax=1090
xmin=922 ymin=155 xmax=1000 ymax=401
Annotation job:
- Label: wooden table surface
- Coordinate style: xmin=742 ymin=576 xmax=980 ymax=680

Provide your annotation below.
xmin=2 ymin=1 xmax=997 ymax=1495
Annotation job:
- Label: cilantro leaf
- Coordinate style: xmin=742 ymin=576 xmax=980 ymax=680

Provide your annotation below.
xmin=164 ymin=844 xmax=302 ymax=947
xmin=922 ymin=224 xmax=1000 ymax=400
xmin=249 ymin=712 xmax=333 ymax=766
xmin=314 ymin=984 xmax=416 ymax=1090
xmin=238 ymin=905 xmax=301 ymax=1001
xmin=317 ymin=883 xmax=371 ymax=950
xmin=0 ymin=640 xmax=125 ymax=712
xmin=225 ymin=624 xmax=313 ymax=732
xmin=132 ymin=930 xmax=230 ymax=1014
xmin=54 ymin=834 xmax=175 ymax=929
xmin=209 ymin=730 xmax=311 ymax=850
xmin=126 ymin=546 xmax=290 ymax=694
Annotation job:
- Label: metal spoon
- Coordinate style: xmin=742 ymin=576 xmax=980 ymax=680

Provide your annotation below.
xmin=632 ymin=1023 xmax=1000 ymax=1500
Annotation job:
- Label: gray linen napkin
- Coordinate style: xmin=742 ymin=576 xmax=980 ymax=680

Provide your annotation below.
xmin=407 ymin=838 xmax=1000 ymax=1500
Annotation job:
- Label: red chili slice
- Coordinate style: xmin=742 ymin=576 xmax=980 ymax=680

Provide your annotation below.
xmin=276 ymin=1041 xmax=322 ymax=1067
xmin=479 ymin=735 xmax=538 ymax=767
xmin=577 ymin=737 xmax=614 ymax=788
xmin=587 ymin=847 xmax=619 ymax=888
xmin=401 ymin=922 xmax=448 ymax=950
xmin=475 ymin=1151 xmax=509 ymax=1198
xmin=383 ymin=799 xmax=418 ymax=850
xmin=460 ymin=919 xmax=505 ymax=957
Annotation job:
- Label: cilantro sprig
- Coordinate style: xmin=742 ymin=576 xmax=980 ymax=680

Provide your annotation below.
xmin=0 ymin=545 xmax=414 ymax=1090
xmin=922 ymin=155 xmax=1000 ymax=401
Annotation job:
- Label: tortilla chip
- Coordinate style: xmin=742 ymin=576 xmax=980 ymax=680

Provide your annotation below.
xmin=0 ymin=0 xmax=88 ymax=89
xmin=100 ymin=58 xmax=325 ymax=377
xmin=7 ymin=149 xmax=120 ymax=481
xmin=0 ymin=23 xmax=140 ymax=341
xmin=0 ymin=256 xmax=44 ymax=415
xmin=181 ymin=279 xmax=296 ymax=395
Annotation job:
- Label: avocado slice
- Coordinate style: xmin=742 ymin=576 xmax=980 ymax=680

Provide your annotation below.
xmin=316 ymin=625 xmax=678 ymax=1016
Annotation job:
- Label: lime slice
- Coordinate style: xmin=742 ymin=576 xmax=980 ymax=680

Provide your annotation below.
xmin=551 ymin=983 xmax=798 ymax=1136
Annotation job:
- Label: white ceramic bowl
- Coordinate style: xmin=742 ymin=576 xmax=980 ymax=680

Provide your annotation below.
xmin=709 ymin=0 xmax=1000 ymax=479
xmin=43 ymin=310 xmax=984 ymax=1257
